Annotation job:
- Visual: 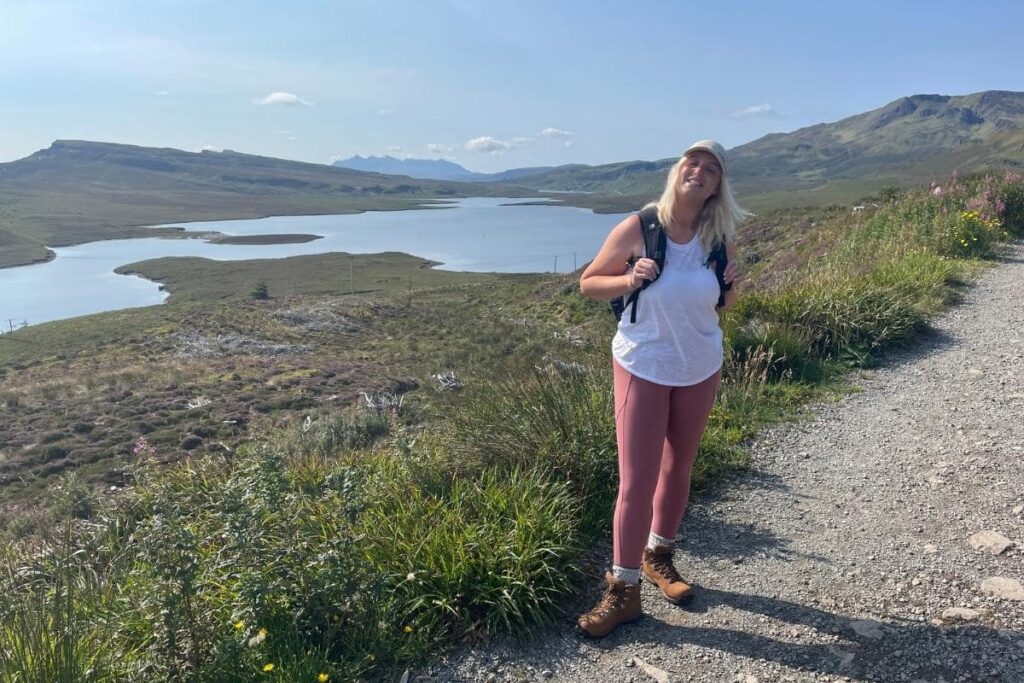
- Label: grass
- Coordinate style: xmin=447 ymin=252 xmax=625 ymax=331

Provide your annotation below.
xmin=113 ymin=251 xmax=534 ymax=303
xmin=0 ymin=170 xmax=1022 ymax=680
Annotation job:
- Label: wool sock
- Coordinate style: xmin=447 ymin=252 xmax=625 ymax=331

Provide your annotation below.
xmin=646 ymin=531 xmax=675 ymax=550
xmin=611 ymin=565 xmax=641 ymax=585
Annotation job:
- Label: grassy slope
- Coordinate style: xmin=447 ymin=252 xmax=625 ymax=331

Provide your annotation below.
xmin=0 ymin=252 xmax=552 ymax=504
xmin=0 ymin=191 xmax=905 ymax=506
xmin=1 ymin=171 xmax=1021 ymax=679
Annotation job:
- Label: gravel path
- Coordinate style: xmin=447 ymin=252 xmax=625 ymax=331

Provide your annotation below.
xmin=430 ymin=245 xmax=1024 ymax=683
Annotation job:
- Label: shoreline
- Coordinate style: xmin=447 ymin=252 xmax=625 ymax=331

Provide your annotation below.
xmin=0 ymin=247 xmax=56 ymax=271
xmin=0 ymin=199 xmax=461 ymax=270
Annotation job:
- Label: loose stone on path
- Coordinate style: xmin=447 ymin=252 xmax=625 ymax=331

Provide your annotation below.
xmin=980 ymin=577 xmax=1024 ymax=601
xmin=969 ymin=530 xmax=1015 ymax=554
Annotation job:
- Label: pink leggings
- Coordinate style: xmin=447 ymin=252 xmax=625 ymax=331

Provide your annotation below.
xmin=612 ymin=359 xmax=721 ymax=568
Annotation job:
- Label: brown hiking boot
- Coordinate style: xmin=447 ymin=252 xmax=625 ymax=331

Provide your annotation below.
xmin=576 ymin=571 xmax=642 ymax=638
xmin=642 ymin=545 xmax=694 ymax=604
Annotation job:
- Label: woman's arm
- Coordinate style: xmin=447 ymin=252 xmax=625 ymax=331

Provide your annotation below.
xmin=580 ymin=215 xmax=655 ymax=301
xmin=718 ymin=241 xmax=742 ymax=311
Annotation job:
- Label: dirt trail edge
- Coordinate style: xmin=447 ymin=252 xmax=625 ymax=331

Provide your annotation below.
xmin=434 ymin=244 xmax=1024 ymax=683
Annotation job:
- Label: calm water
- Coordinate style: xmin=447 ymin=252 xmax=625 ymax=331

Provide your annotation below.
xmin=0 ymin=198 xmax=627 ymax=327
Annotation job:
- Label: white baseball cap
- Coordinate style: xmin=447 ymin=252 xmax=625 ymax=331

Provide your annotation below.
xmin=684 ymin=139 xmax=727 ymax=174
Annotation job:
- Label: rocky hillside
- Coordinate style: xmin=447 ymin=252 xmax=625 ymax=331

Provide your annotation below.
xmin=513 ymin=90 xmax=1024 ymax=200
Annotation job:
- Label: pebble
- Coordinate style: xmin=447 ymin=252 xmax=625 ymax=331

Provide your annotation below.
xmin=968 ymin=530 xmax=1014 ymax=554
xmin=849 ymin=620 xmax=886 ymax=639
xmin=981 ymin=577 xmax=1024 ymax=601
xmin=941 ymin=607 xmax=983 ymax=622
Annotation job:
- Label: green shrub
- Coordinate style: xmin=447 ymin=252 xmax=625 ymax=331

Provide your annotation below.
xmin=997 ymin=172 xmax=1024 ymax=236
xmin=279 ymin=409 xmax=394 ymax=458
xmin=49 ymin=473 xmax=99 ymax=520
xmin=249 ymin=281 xmax=269 ymax=300
xmin=43 ymin=445 xmax=68 ymax=462
xmin=725 ymin=315 xmax=822 ymax=382
xmin=109 ymin=446 xmax=382 ymax=681
xmin=41 ymin=431 xmax=65 ymax=444
xmin=744 ymin=271 xmax=928 ymax=365
xmin=360 ymin=466 xmax=581 ymax=640
xmin=443 ymin=366 xmax=617 ymax=530
xmin=932 ymin=209 xmax=1004 ymax=258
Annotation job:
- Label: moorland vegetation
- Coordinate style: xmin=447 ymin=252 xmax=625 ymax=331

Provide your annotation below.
xmin=0 ymin=170 xmax=1022 ymax=681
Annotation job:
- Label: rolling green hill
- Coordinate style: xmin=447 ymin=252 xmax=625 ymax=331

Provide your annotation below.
xmin=513 ymin=90 xmax=1024 ymax=208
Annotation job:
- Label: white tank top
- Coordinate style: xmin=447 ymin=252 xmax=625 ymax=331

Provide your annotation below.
xmin=611 ymin=233 xmax=723 ymax=386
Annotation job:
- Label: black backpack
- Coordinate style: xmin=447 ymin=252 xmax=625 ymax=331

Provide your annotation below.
xmin=610 ymin=206 xmax=731 ymax=323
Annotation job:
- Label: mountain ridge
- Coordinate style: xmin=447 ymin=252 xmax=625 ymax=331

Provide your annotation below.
xmin=331 ymin=154 xmax=555 ymax=182
xmin=509 ymin=90 xmax=1024 ymax=201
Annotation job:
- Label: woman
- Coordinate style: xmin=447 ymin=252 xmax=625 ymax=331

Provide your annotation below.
xmin=577 ymin=140 xmax=747 ymax=638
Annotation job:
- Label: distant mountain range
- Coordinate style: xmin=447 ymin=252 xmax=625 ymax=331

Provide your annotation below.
xmin=509 ymin=90 xmax=1024 ymax=203
xmin=331 ymin=154 xmax=553 ymax=182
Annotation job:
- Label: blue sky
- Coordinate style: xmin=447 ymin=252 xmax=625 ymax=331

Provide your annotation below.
xmin=3 ymin=0 xmax=1023 ymax=172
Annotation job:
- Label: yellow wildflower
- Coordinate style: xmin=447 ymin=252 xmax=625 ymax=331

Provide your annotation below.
xmin=318 ymin=675 xmax=330 ymax=683
xmin=259 ymin=628 xmax=268 ymax=639
xmin=263 ymin=663 xmax=275 ymax=672
xmin=403 ymin=625 xmax=413 ymax=633
xmin=234 ymin=620 xmax=245 ymax=631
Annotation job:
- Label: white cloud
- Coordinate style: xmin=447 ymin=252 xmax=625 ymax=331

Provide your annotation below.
xmin=427 ymin=142 xmax=455 ymax=154
xmin=731 ymin=103 xmax=777 ymax=119
xmin=387 ymin=145 xmax=403 ymax=153
xmin=154 ymin=90 xmax=170 ymax=96
xmin=511 ymin=136 xmax=534 ymax=146
xmin=253 ymin=91 xmax=313 ymax=106
xmin=378 ymin=108 xmax=395 ymax=116
xmin=539 ymin=127 xmax=573 ymax=138
xmin=465 ymin=136 xmax=512 ymax=153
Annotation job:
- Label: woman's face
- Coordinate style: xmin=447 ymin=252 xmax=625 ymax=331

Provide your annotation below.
xmin=675 ymin=151 xmax=722 ymax=204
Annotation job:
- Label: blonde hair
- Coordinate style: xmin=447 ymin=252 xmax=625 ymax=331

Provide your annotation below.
xmin=646 ymin=153 xmax=750 ymax=253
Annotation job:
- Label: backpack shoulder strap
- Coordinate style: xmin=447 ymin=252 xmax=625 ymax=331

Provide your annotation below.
xmin=707 ymin=239 xmax=732 ymax=309
xmin=636 ymin=207 xmax=666 ymax=269
xmin=622 ymin=207 xmax=667 ymax=323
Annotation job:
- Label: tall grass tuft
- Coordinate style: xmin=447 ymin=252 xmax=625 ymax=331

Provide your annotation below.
xmin=443 ymin=365 xmax=618 ymax=525
xmin=361 ymin=466 xmax=581 ymax=641
xmin=0 ymin=525 xmax=119 ymax=682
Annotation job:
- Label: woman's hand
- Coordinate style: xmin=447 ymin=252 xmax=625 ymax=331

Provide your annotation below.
xmin=723 ymin=259 xmax=743 ymax=286
xmin=580 ymin=215 xmax=647 ymax=301
xmin=628 ymin=257 xmax=660 ymax=289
